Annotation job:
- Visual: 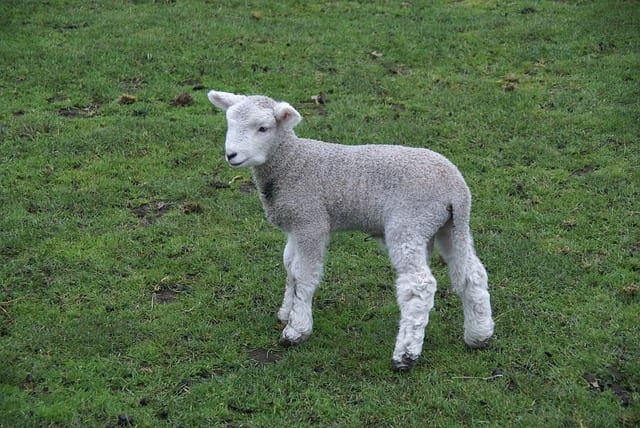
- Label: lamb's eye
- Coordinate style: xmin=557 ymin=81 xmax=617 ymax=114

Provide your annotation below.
xmin=258 ymin=126 xmax=268 ymax=133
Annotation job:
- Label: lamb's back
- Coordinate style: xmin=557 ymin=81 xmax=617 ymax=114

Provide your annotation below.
xmin=266 ymin=138 xmax=468 ymax=233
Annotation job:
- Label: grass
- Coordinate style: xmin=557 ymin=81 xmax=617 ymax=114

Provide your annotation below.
xmin=0 ymin=0 xmax=638 ymax=426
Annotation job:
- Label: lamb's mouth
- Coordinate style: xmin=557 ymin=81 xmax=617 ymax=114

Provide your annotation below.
xmin=227 ymin=158 xmax=246 ymax=167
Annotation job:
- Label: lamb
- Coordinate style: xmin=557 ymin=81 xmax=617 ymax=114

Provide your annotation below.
xmin=207 ymin=90 xmax=494 ymax=371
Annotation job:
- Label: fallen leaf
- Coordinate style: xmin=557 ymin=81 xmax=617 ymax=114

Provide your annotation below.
xmin=583 ymin=372 xmax=601 ymax=389
xmin=311 ymin=93 xmax=328 ymax=104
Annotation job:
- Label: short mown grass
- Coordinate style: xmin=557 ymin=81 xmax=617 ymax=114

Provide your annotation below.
xmin=1 ymin=1 xmax=638 ymax=426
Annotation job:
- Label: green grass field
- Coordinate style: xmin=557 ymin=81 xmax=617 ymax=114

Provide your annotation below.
xmin=1 ymin=1 xmax=638 ymax=426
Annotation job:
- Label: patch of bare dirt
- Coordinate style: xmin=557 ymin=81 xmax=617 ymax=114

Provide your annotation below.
xmin=131 ymin=201 xmax=174 ymax=224
xmin=247 ymin=348 xmax=284 ymax=364
xmin=170 ymin=93 xmax=193 ymax=107
xmin=58 ymin=102 xmax=101 ymax=118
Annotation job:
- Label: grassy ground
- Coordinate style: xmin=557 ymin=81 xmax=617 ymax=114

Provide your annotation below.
xmin=1 ymin=0 xmax=638 ymax=426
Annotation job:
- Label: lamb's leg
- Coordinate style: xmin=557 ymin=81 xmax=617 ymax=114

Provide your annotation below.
xmin=279 ymin=231 xmax=328 ymax=346
xmin=436 ymin=221 xmax=494 ymax=347
xmin=387 ymin=236 xmax=436 ymax=371
xmin=454 ymin=255 xmax=493 ymax=348
xmin=277 ymin=235 xmax=296 ymax=323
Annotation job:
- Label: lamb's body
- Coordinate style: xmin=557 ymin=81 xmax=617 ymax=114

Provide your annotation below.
xmin=255 ymin=138 xmax=465 ymax=236
xmin=209 ymin=91 xmax=494 ymax=371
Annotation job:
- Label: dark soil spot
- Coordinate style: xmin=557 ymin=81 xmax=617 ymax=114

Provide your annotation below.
xmin=251 ymin=64 xmax=271 ymax=73
xmin=247 ymin=348 xmax=284 ymax=364
xmin=153 ymin=287 xmax=178 ymax=305
xmin=58 ymin=102 xmax=101 ymax=118
xmin=182 ymin=202 xmax=203 ymax=214
xmin=571 ymin=166 xmax=595 ymax=176
xmin=389 ymin=65 xmax=410 ymax=76
xmin=171 ymin=92 xmax=193 ymax=107
xmin=52 ymin=22 xmax=89 ymax=32
xmin=211 ymin=181 xmax=230 ymax=189
xmin=131 ymin=201 xmax=174 ymax=224
xmin=117 ymin=414 xmax=134 ymax=426
xmin=509 ymin=182 xmax=528 ymax=199
xmin=583 ymin=370 xmax=634 ymax=406
xmin=152 ymin=280 xmax=191 ymax=305
xmin=118 ymin=94 xmax=137 ymax=104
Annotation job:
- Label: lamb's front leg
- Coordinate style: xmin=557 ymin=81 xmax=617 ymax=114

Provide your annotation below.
xmin=278 ymin=231 xmax=328 ymax=346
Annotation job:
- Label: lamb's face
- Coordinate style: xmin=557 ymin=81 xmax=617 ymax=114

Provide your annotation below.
xmin=224 ymin=101 xmax=278 ymax=168
xmin=208 ymin=90 xmax=302 ymax=168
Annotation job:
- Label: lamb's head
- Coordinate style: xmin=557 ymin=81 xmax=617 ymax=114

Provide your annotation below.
xmin=208 ymin=90 xmax=302 ymax=168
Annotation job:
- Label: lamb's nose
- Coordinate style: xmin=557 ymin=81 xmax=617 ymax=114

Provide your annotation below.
xmin=226 ymin=152 xmax=238 ymax=161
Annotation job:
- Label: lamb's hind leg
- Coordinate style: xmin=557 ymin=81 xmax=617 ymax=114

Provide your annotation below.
xmin=278 ymin=231 xmax=328 ymax=346
xmin=387 ymin=234 xmax=437 ymax=371
xmin=277 ymin=235 xmax=296 ymax=323
xmin=436 ymin=220 xmax=494 ymax=347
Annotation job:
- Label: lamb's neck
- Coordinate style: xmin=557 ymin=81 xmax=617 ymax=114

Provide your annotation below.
xmin=251 ymin=131 xmax=297 ymax=192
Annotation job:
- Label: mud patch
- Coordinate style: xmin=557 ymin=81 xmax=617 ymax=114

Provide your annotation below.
xmin=181 ymin=202 xmax=203 ymax=214
xmin=58 ymin=102 xmax=101 ymax=118
xmin=152 ymin=281 xmax=190 ymax=305
xmin=247 ymin=348 xmax=284 ymax=364
xmin=170 ymin=93 xmax=193 ymax=107
xmin=584 ymin=370 xmax=634 ymax=406
xmin=153 ymin=288 xmax=178 ymax=305
xmin=131 ymin=201 xmax=174 ymax=224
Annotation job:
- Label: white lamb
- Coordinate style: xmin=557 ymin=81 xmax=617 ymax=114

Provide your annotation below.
xmin=208 ymin=90 xmax=494 ymax=371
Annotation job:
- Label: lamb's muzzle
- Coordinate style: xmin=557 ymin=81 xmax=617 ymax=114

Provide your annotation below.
xmin=208 ymin=89 xmax=495 ymax=371
xmin=225 ymin=151 xmax=242 ymax=166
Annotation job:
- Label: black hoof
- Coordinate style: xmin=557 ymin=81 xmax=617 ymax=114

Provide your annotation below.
xmin=279 ymin=336 xmax=296 ymax=347
xmin=391 ymin=354 xmax=418 ymax=372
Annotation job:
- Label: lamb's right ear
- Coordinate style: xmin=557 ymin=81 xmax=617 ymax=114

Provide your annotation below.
xmin=208 ymin=90 xmax=246 ymax=111
xmin=274 ymin=102 xmax=302 ymax=128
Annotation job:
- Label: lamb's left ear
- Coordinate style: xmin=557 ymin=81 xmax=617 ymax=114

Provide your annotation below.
xmin=274 ymin=102 xmax=302 ymax=128
xmin=208 ymin=90 xmax=246 ymax=111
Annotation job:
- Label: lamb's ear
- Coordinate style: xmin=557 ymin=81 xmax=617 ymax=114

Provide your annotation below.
xmin=274 ymin=102 xmax=302 ymax=128
xmin=208 ymin=90 xmax=246 ymax=111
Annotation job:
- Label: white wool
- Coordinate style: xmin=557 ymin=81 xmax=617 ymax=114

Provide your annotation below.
xmin=209 ymin=90 xmax=494 ymax=371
